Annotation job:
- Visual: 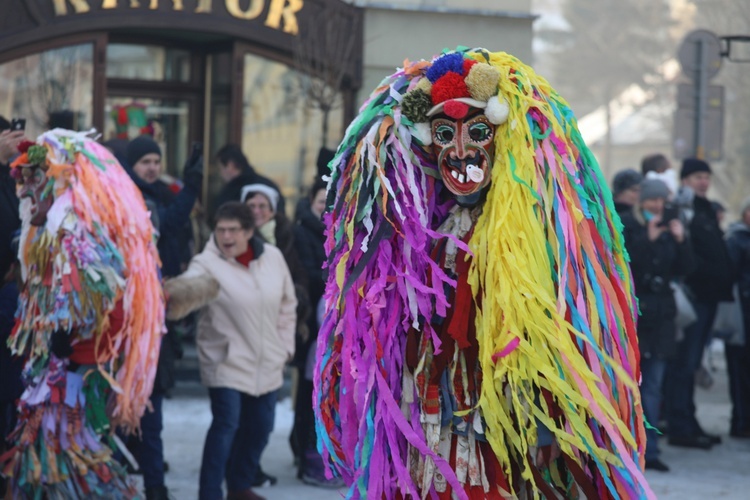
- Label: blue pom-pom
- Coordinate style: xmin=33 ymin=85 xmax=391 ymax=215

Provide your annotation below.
xmin=426 ymin=53 xmax=465 ymax=83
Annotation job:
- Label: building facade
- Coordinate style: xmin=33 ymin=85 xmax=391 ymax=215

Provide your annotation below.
xmin=0 ymin=0 xmax=534 ymax=209
xmin=0 ymin=0 xmax=362 ymax=205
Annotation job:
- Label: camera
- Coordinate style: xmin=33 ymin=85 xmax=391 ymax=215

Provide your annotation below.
xmin=658 ymin=203 xmax=680 ymax=227
xmin=10 ymin=118 xmax=25 ymax=131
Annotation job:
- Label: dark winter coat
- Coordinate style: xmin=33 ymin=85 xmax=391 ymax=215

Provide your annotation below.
xmin=130 ymin=173 xmax=197 ymax=393
xmin=621 ymin=209 xmax=694 ymax=359
xmin=294 ymin=203 xmax=326 ymax=316
xmin=0 ymin=281 xmax=23 ymax=405
xmin=726 ymin=222 xmax=750 ymax=316
xmin=0 ymin=163 xmax=19 ymax=281
xmin=614 ymin=200 xmax=634 ymax=218
xmin=684 ymin=196 xmax=734 ymax=302
xmin=213 ymin=170 xmax=285 ymax=217
xmin=131 ymin=175 xmax=197 ymax=278
xmin=292 ymin=204 xmax=326 ymax=370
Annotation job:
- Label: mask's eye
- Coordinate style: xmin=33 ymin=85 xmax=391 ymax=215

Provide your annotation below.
xmin=468 ymin=122 xmax=492 ymax=142
xmin=434 ymin=124 xmax=455 ymax=145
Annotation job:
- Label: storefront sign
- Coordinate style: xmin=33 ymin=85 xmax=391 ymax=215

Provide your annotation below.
xmin=52 ymin=0 xmax=304 ymax=34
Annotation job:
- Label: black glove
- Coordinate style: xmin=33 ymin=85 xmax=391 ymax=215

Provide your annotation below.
xmin=50 ymin=329 xmax=73 ymax=359
xmin=182 ymin=152 xmax=204 ymax=192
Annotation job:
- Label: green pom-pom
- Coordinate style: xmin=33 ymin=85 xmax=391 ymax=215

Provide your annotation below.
xmin=27 ymin=145 xmax=47 ymax=165
xmin=401 ymin=89 xmax=432 ymax=124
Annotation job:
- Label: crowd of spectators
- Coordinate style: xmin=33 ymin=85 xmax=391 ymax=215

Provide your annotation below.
xmin=611 ymin=153 xmax=749 ymax=473
xmin=3 ymin=116 xmax=750 ymax=496
xmin=0 ymin=118 xmax=338 ymax=499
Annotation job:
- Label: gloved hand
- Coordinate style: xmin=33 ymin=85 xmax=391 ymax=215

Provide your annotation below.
xmin=182 ymin=150 xmax=204 ymax=192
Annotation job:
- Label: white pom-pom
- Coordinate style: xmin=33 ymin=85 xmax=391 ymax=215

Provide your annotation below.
xmin=412 ymin=122 xmax=432 ymax=146
xmin=485 ymin=96 xmax=510 ymax=125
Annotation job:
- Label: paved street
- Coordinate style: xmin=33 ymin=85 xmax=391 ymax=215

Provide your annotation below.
xmin=149 ymin=343 xmax=749 ymax=499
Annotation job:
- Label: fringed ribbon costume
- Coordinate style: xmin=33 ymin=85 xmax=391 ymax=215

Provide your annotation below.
xmin=1 ymin=130 xmax=164 ymax=498
xmin=314 ymin=48 xmax=654 ymax=499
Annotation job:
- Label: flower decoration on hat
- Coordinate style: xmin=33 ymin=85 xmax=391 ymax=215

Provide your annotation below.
xmin=11 ymin=140 xmax=48 ymax=169
xmin=402 ymin=51 xmax=510 ymax=146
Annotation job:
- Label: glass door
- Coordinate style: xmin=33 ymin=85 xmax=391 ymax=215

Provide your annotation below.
xmin=104 ymin=96 xmax=191 ymax=181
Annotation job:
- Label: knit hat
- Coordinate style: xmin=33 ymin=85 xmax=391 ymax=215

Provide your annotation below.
xmin=680 ymin=158 xmax=711 ymax=179
xmin=739 ymin=196 xmax=750 ymax=216
xmin=612 ymin=169 xmax=643 ymax=196
xmin=127 ymin=136 xmax=161 ymax=167
xmin=241 ymin=184 xmax=279 ymax=213
xmin=639 ymin=179 xmax=670 ymax=201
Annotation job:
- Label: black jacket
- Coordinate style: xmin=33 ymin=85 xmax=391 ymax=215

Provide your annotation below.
xmin=294 ymin=202 xmax=326 ymax=312
xmin=131 ymin=175 xmax=197 ymax=278
xmin=621 ymin=209 xmax=694 ymax=359
xmin=0 ymin=281 xmax=23 ymax=405
xmin=726 ymin=222 xmax=750 ymax=307
xmin=0 ymin=163 xmax=19 ymax=280
xmin=684 ymin=196 xmax=734 ymax=302
xmin=213 ymin=170 xmax=285 ymax=216
xmin=129 ymin=173 xmax=197 ymax=393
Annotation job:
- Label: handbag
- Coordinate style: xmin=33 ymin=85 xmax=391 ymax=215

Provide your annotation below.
xmin=713 ymin=286 xmax=745 ymax=345
xmin=672 ymin=282 xmax=697 ymax=331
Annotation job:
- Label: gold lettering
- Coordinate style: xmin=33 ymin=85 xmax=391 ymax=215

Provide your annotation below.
xmin=53 ymin=0 xmax=90 ymax=15
xmin=102 ymin=1 xmax=141 ymax=8
xmin=265 ymin=0 xmax=302 ymax=35
xmin=225 ymin=0 xmax=263 ymax=20
xmin=147 ymin=0 xmax=184 ymax=9
xmin=195 ymin=0 xmax=212 ymax=12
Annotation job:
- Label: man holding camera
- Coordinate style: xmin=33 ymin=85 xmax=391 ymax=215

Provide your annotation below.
xmin=620 ymin=178 xmax=694 ymax=471
xmin=665 ymin=158 xmax=734 ymax=449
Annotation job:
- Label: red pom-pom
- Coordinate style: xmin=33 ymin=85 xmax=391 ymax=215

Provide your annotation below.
xmin=462 ymin=59 xmax=477 ymax=75
xmin=443 ymin=100 xmax=470 ymax=120
xmin=431 ymin=72 xmax=470 ymax=105
xmin=17 ymin=140 xmax=35 ymax=153
xmin=117 ymin=107 xmax=128 ymax=125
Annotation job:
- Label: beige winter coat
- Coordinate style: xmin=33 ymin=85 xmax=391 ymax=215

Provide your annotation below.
xmin=183 ymin=235 xmax=297 ymax=396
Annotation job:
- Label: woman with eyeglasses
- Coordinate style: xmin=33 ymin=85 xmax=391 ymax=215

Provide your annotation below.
xmin=166 ymin=201 xmax=297 ymax=500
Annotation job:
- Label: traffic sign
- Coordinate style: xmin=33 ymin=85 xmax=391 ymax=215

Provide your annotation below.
xmin=678 ymin=29 xmax=723 ymax=81
xmin=673 ymin=84 xmax=724 ymax=161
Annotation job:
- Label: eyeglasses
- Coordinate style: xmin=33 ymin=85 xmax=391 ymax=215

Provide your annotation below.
xmin=215 ymin=226 xmax=244 ymax=235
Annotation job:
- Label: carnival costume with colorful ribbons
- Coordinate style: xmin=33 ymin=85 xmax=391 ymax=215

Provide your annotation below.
xmin=314 ymin=48 xmax=654 ymax=499
xmin=0 ymin=130 xmax=164 ymax=498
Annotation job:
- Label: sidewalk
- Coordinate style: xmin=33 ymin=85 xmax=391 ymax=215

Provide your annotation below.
xmin=153 ymin=346 xmax=750 ymax=499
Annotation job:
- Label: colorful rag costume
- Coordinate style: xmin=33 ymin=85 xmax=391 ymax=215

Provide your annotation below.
xmin=314 ymin=48 xmax=654 ymax=499
xmin=0 ymin=130 xmax=164 ymax=498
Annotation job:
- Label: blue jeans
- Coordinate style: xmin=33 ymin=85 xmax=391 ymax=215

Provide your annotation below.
xmin=640 ymin=356 xmax=667 ymax=461
xmin=139 ymin=393 xmax=165 ymax=488
xmin=198 ymin=388 xmax=278 ymax=500
xmin=665 ymin=300 xmax=717 ymax=437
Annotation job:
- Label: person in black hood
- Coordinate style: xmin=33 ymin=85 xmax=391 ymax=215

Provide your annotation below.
xmin=289 ymin=178 xmax=341 ymax=486
xmin=213 ymin=144 xmax=285 ymax=217
xmin=126 ymin=135 xmax=204 ymax=500
xmin=611 ymin=168 xmax=643 ymax=216
xmin=0 ymin=118 xmax=23 ymax=498
xmin=620 ymin=179 xmax=693 ymax=471
xmin=665 ymin=158 xmax=734 ymax=450
xmin=724 ymin=196 xmax=750 ymax=439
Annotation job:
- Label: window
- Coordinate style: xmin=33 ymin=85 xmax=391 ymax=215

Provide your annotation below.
xmin=0 ymin=44 xmax=94 ymax=137
xmin=106 ymin=44 xmax=191 ymax=82
xmin=241 ymin=53 xmax=343 ymax=205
